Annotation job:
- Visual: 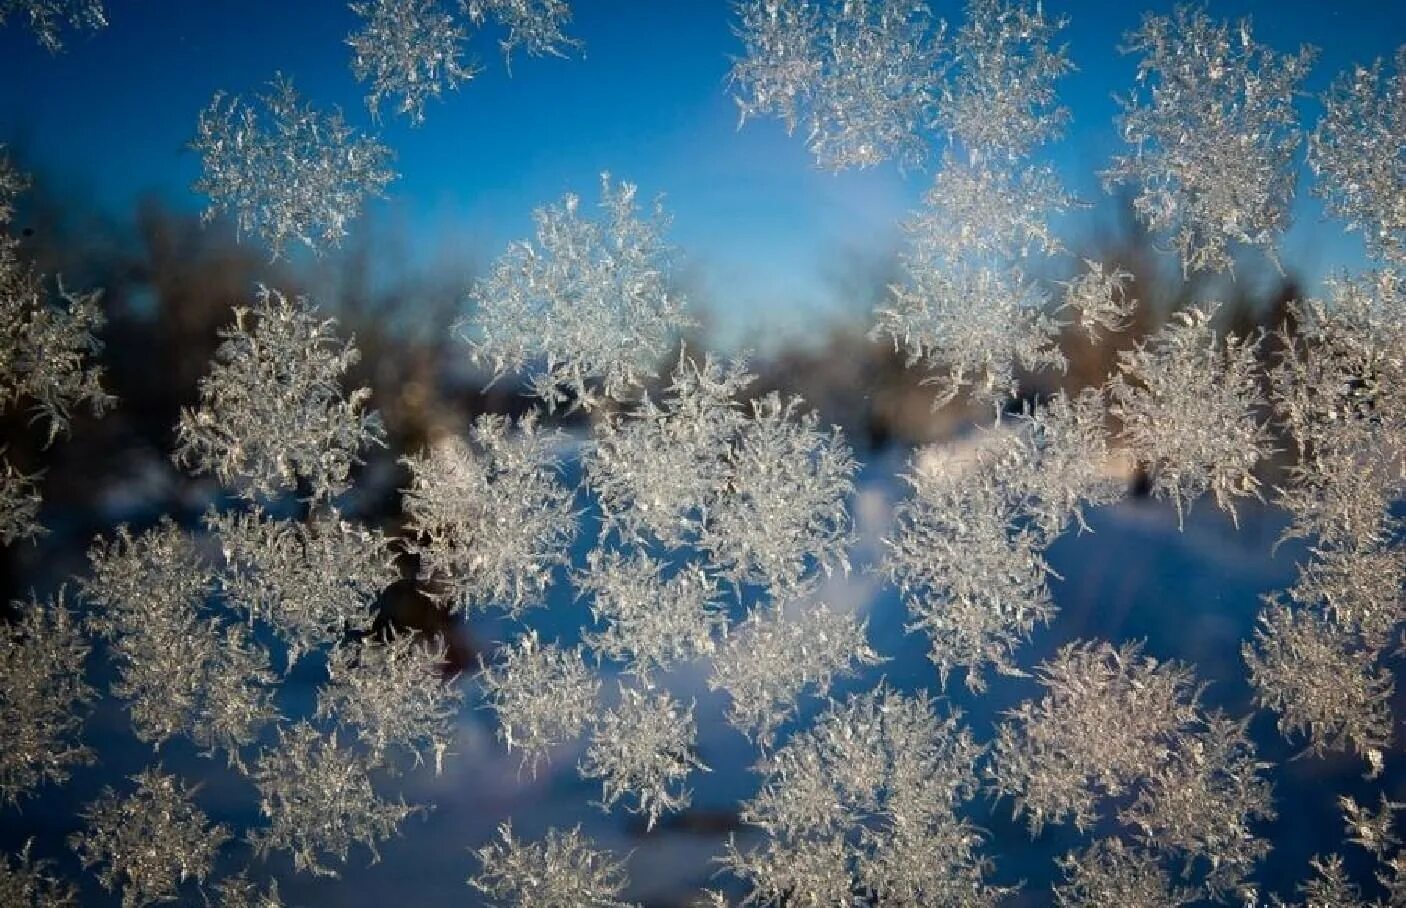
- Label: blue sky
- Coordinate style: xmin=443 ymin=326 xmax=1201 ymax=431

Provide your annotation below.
xmin=2 ymin=0 xmax=1403 ymax=348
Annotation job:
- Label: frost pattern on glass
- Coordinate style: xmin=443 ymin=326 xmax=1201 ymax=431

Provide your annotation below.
xmin=212 ymin=874 xmax=284 ymax=908
xmin=401 ymin=412 xmax=576 ymax=614
xmin=0 ymin=839 xmax=79 ymax=907
xmin=316 ymin=630 xmax=464 ymax=775
xmin=0 ymin=0 xmax=105 ymax=51
xmin=467 ymin=822 xmax=634 ymax=908
xmin=192 ymin=76 xmax=396 ymax=257
xmin=1055 ymin=839 xmax=1194 ymax=908
xmin=0 ymin=589 xmax=94 ymax=805
xmin=0 ymin=459 xmax=43 ymax=545
xmin=1309 ymin=47 xmax=1406 ymax=267
xmin=1108 ymin=304 xmax=1271 ymax=527
xmin=248 ymin=722 xmax=421 ymax=878
xmin=579 ymin=550 xmax=724 ymax=675
xmin=174 ymin=287 xmax=385 ymax=501
xmin=478 ymin=631 xmax=599 ymax=773
xmin=1060 ymin=259 xmax=1137 ymax=340
xmin=1104 ymin=7 xmax=1317 ymax=275
xmin=579 ymin=685 xmax=704 ymax=831
xmin=348 ymin=0 xmax=475 ymax=125
xmin=464 ymin=0 xmax=580 ymax=62
xmin=723 ymin=685 xmax=1001 ymax=906
xmin=708 ymin=601 xmax=882 ymax=746
xmin=463 ymin=176 xmax=691 ymax=410
xmin=71 ymin=768 xmax=230 ymax=908
xmin=210 ymin=507 xmax=397 ymax=667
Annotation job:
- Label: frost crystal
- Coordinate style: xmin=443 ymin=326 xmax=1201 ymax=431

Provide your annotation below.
xmin=71 ymin=768 xmax=230 ymax=908
xmin=349 ymin=0 xmax=475 ymax=125
xmin=478 ymin=631 xmax=598 ymax=772
xmin=1105 ymin=8 xmax=1316 ymax=275
xmin=989 ymin=640 xmax=1201 ymax=835
xmin=728 ymin=0 xmax=823 ymax=138
xmin=579 ymin=685 xmax=704 ymax=830
xmin=1055 ymin=839 xmax=1193 ymax=908
xmin=906 ymin=155 xmax=1069 ymax=263
xmin=467 ymin=822 xmax=634 ymax=908
xmin=1108 ymin=304 xmax=1272 ymax=526
xmin=0 ymin=0 xmax=106 ymax=51
xmin=211 ymin=874 xmax=284 ymax=908
xmin=579 ymin=550 xmax=724 ymax=674
xmin=316 ymin=630 xmax=464 ymax=774
xmin=83 ymin=521 xmax=277 ymax=765
xmin=464 ymin=0 xmax=580 ymax=62
xmin=463 ymin=176 xmax=691 ymax=410
xmin=1060 ymin=259 xmax=1137 ymax=340
xmin=584 ymin=351 xmax=752 ymax=549
xmin=0 ymin=840 xmax=79 ymax=907
xmin=174 ymin=287 xmax=385 ymax=501
xmin=210 ymin=507 xmax=398 ymax=666
xmin=192 ymin=76 xmax=396 ymax=257
xmin=1341 ymin=794 xmax=1404 ymax=859
xmin=701 ymin=393 xmax=856 ymax=596
xmin=1310 ymin=47 xmax=1406 ymax=266
xmin=724 ymin=686 xmax=999 ymax=906
xmin=708 ymin=602 xmax=882 ymax=745
xmin=0 ymin=589 xmax=94 ymax=805
xmin=0 ymin=459 xmax=43 ymax=545
xmin=248 ymin=722 xmax=421 ymax=878
xmin=401 ymin=412 xmax=576 ymax=614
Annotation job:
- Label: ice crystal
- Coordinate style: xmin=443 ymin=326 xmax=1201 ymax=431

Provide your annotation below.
xmin=1341 ymin=794 xmax=1404 ymax=860
xmin=248 ymin=722 xmax=421 ymax=878
xmin=401 ymin=412 xmax=576 ymax=614
xmin=708 ymin=601 xmax=882 ymax=746
xmin=83 ymin=521 xmax=277 ymax=765
xmin=906 ymin=155 xmax=1069 ymax=263
xmin=1108 ymin=304 xmax=1272 ymax=527
xmin=174 ymin=287 xmax=385 ymax=501
xmin=579 ymin=550 xmax=725 ymax=675
xmin=210 ymin=874 xmax=284 ymax=908
xmin=71 ymin=768 xmax=230 ymax=908
xmin=467 ymin=822 xmax=634 ymax=908
xmin=989 ymin=640 xmax=1201 ymax=835
xmin=700 ymin=393 xmax=856 ymax=596
xmin=192 ymin=76 xmax=396 ymax=257
xmin=1283 ymin=855 xmax=1376 ymax=908
xmin=1243 ymin=602 xmax=1393 ymax=774
xmin=0 ymin=589 xmax=94 ymax=805
xmin=0 ymin=840 xmax=79 ymax=907
xmin=463 ymin=176 xmax=690 ymax=410
xmin=210 ymin=507 xmax=398 ymax=666
xmin=1279 ymin=545 xmax=1406 ymax=650
xmin=1055 ymin=839 xmax=1194 ymax=908
xmin=938 ymin=0 xmax=1072 ymax=161
xmin=1060 ymin=259 xmax=1137 ymax=339
xmin=579 ymin=685 xmax=704 ymax=830
xmin=1310 ymin=47 xmax=1406 ymax=267
xmin=724 ymin=685 xmax=999 ymax=906
xmin=349 ymin=0 xmax=475 ymax=124
xmin=730 ymin=0 xmax=944 ymax=171
xmin=316 ymin=630 xmax=464 ymax=774
xmin=0 ymin=459 xmax=43 ymax=545
xmin=583 ymin=351 xmax=752 ymax=548
xmin=464 ymin=0 xmax=580 ymax=62
xmin=0 ymin=0 xmax=105 ymax=51
xmin=478 ymin=631 xmax=598 ymax=772
xmin=1105 ymin=7 xmax=1316 ymax=275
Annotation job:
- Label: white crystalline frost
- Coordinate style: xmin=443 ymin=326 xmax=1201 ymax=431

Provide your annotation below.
xmin=349 ymin=0 xmax=476 ymax=125
xmin=0 ymin=0 xmax=106 ymax=51
xmin=467 ymin=822 xmax=635 ymax=908
xmin=478 ymin=631 xmax=599 ymax=773
xmin=464 ymin=0 xmax=580 ymax=62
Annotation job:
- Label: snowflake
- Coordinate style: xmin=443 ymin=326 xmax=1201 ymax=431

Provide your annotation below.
xmin=464 ymin=0 xmax=580 ymax=63
xmin=1059 ymin=259 xmax=1137 ymax=340
xmin=0 ymin=459 xmax=43 ymax=545
xmin=0 ymin=0 xmax=106 ymax=52
xmin=938 ymin=0 xmax=1073 ymax=161
xmin=989 ymin=640 xmax=1202 ymax=835
xmin=174 ymin=287 xmax=385 ymax=501
xmin=462 ymin=176 xmax=691 ymax=410
xmin=210 ymin=507 xmax=398 ymax=666
xmin=1243 ymin=602 xmax=1393 ymax=776
xmin=401 ymin=412 xmax=576 ymax=614
xmin=191 ymin=75 xmax=396 ymax=257
xmin=71 ymin=768 xmax=230 ymax=908
xmin=708 ymin=601 xmax=882 ymax=746
xmin=0 ymin=839 xmax=79 ymax=907
xmin=723 ymin=685 xmax=1000 ymax=906
xmin=316 ymin=630 xmax=465 ymax=774
xmin=467 ymin=822 xmax=634 ymax=908
xmin=1104 ymin=7 xmax=1317 ymax=275
xmin=1108 ymin=304 xmax=1272 ymax=527
xmin=248 ymin=722 xmax=422 ymax=878
xmin=579 ymin=685 xmax=704 ymax=830
xmin=478 ymin=631 xmax=599 ymax=773
xmin=349 ymin=0 xmax=476 ymax=125
xmin=0 ymin=589 xmax=94 ymax=805
xmin=583 ymin=351 xmax=753 ymax=549
xmin=1310 ymin=47 xmax=1406 ymax=267
xmin=578 ymin=550 xmax=725 ymax=675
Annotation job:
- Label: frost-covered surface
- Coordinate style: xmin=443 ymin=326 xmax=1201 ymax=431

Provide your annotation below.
xmin=468 ymin=822 xmax=634 ymax=908
xmin=348 ymin=0 xmax=474 ymax=125
xmin=0 ymin=0 xmax=105 ymax=51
